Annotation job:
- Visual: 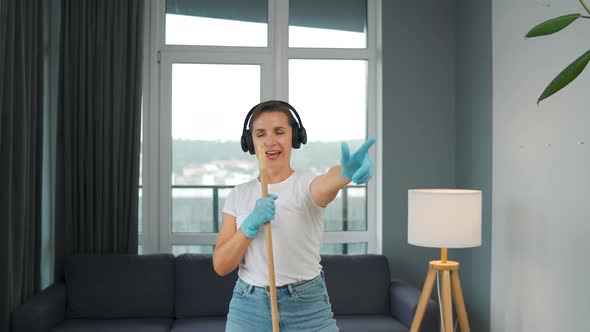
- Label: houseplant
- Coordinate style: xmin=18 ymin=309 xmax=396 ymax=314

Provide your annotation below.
xmin=525 ymin=0 xmax=590 ymax=104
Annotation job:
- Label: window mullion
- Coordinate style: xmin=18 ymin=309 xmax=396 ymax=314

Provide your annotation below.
xmin=288 ymin=48 xmax=370 ymax=60
xmin=159 ymin=52 xmax=173 ymax=253
xmin=142 ymin=0 xmax=166 ymax=255
xmin=274 ymin=0 xmax=289 ymax=100
xmin=367 ymin=0 xmax=382 ymax=254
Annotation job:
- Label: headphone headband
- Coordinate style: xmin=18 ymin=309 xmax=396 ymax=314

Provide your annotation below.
xmin=242 ymin=100 xmax=303 ymax=132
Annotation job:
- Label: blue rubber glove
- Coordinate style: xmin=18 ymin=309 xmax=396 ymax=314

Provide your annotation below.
xmin=240 ymin=194 xmax=278 ymax=238
xmin=341 ymin=135 xmax=377 ymax=184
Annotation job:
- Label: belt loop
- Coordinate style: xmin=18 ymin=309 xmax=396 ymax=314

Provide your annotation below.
xmin=247 ymin=285 xmax=253 ymax=294
xmin=320 ymin=270 xmax=325 ymax=278
xmin=288 ymin=283 xmax=295 ymax=296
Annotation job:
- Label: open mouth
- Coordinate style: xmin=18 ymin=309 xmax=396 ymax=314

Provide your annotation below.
xmin=265 ymin=150 xmax=281 ymax=161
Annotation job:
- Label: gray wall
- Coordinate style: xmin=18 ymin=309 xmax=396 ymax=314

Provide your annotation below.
xmin=381 ymin=0 xmax=456 ymax=286
xmin=454 ymin=1 xmax=492 ymax=331
xmin=492 ymin=0 xmax=590 ymax=331
xmin=382 ymin=1 xmax=492 ymax=331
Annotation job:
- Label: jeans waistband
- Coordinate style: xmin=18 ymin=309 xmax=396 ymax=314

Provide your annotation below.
xmin=237 ymin=271 xmax=324 ymax=295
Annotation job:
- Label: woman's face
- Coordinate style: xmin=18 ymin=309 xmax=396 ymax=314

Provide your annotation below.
xmin=251 ymin=111 xmax=293 ymax=167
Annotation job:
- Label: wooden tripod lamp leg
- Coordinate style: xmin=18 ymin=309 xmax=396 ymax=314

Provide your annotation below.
xmin=451 ymin=271 xmax=470 ymax=332
xmin=440 ymin=270 xmax=453 ymax=332
xmin=257 ymin=145 xmax=280 ymax=332
xmin=410 ymin=267 xmax=437 ymax=332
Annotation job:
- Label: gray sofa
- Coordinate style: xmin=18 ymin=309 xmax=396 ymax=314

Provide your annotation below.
xmin=12 ymin=253 xmax=439 ymax=332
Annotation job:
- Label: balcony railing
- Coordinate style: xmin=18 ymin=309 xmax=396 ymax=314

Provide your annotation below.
xmin=172 ymin=184 xmax=234 ymax=233
xmin=140 ymin=184 xmax=367 ymax=254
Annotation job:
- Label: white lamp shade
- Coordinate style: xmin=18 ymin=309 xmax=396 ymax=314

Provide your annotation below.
xmin=408 ymin=189 xmax=482 ymax=248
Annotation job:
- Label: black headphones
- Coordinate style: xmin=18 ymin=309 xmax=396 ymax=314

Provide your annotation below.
xmin=241 ymin=100 xmax=307 ymax=155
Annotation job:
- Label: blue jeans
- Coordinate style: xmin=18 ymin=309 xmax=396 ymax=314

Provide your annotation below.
xmin=226 ymin=272 xmax=339 ymax=332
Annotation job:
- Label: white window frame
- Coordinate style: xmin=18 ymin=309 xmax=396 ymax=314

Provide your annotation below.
xmin=141 ymin=0 xmax=383 ymax=254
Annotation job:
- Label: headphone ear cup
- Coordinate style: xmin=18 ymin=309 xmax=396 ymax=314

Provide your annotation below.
xmin=291 ymin=123 xmax=301 ymax=149
xmin=299 ymin=126 xmax=307 ymax=145
xmin=245 ymin=130 xmax=256 ymax=154
xmin=241 ymin=132 xmax=248 ymax=152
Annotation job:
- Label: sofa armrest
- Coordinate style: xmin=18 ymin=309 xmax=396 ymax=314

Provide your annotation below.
xmin=390 ymin=279 xmax=439 ymax=332
xmin=11 ymin=282 xmax=66 ymax=332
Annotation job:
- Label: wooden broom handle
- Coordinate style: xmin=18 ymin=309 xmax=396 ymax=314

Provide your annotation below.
xmin=257 ymin=145 xmax=280 ymax=332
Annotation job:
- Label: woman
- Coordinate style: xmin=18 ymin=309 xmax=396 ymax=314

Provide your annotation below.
xmin=213 ymin=100 xmax=376 ymax=332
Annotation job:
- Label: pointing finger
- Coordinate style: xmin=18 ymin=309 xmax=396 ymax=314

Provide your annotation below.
xmin=355 ymin=135 xmax=377 ymax=156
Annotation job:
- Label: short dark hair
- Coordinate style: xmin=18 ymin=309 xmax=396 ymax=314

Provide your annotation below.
xmin=248 ymin=100 xmax=296 ymax=129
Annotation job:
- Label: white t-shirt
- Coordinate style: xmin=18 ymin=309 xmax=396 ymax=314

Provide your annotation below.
xmin=222 ymin=172 xmax=325 ymax=287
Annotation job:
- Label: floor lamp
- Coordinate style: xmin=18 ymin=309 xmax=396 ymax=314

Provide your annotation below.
xmin=407 ymin=189 xmax=482 ymax=332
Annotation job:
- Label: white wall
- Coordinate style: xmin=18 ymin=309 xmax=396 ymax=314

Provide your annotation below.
xmin=492 ymin=1 xmax=590 ymax=331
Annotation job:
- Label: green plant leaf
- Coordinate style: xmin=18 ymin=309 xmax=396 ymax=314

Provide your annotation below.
xmin=538 ymin=49 xmax=590 ymax=104
xmin=525 ymin=14 xmax=582 ymax=38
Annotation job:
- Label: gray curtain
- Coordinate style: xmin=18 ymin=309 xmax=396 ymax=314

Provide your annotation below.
xmin=0 ymin=0 xmax=44 ymax=331
xmin=55 ymin=0 xmax=144 ymax=280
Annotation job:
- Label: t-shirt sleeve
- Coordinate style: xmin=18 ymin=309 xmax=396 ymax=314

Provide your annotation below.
xmin=222 ymin=187 xmax=238 ymax=217
xmin=301 ymin=173 xmax=324 ymax=210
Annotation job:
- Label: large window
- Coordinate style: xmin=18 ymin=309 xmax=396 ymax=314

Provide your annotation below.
xmin=141 ymin=0 xmax=381 ymax=255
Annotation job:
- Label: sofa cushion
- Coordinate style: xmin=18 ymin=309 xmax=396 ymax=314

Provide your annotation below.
xmin=171 ymin=317 xmax=227 ymax=332
xmin=52 ymin=318 xmax=172 ymax=332
xmin=175 ymin=254 xmax=238 ymax=318
xmin=335 ymin=315 xmax=409 ymax=332
xmin=321 ymin=254 xmax=391 ymax=315
xmin=65 ymin=254 xmax=175 ymax=319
